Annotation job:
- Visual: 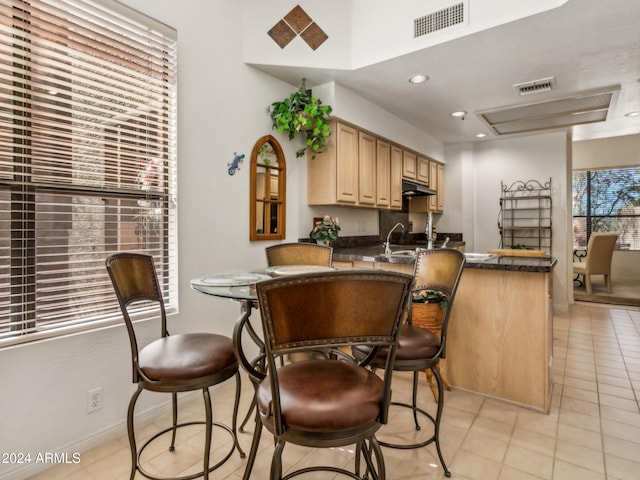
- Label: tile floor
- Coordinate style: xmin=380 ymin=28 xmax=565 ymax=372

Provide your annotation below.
xmin=28 ymin=302 xmax=640 ymax=480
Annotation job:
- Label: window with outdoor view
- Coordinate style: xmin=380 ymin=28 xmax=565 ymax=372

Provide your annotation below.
xmin=0 ymin=0 xmax=177 ymax=346
xmin=572 ymin=167 xmax=640 ymax=250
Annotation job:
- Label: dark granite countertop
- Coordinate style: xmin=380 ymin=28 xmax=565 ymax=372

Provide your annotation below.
xmin=332 ymin=244 xmax=557 ymax=273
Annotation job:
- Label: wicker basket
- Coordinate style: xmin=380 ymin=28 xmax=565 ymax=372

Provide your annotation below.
xmin=408 ymin=302 xmax=444 ymax=333
xmin=406 ymin=302 xmax=450 ymax=400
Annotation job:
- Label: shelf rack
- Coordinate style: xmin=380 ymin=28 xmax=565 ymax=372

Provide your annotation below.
xmin=499 ymin=179 xmax=552 ymax=254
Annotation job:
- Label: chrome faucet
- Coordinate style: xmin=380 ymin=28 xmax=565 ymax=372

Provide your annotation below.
xmin=426 ymin=212 xmax=433 ymax=250
xmin=441 ymin=237 xmax=450 ymax=248
xmin=384 ymin=222 xmax=404 ymax=255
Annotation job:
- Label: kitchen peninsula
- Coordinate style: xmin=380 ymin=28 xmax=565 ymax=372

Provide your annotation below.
xmin=332 ymin=246 xmax=557 ymax=412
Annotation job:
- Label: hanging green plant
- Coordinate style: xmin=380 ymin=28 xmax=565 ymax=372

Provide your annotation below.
xmin=269 ymin=82 xmax=332 ymax=159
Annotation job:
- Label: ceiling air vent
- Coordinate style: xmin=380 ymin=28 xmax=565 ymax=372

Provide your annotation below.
xmin=414 ymin=2 xmax=465 ymax=38
xmin=513 ymin=77 xmax=556 ymax=96
xmin=477 ymin=86 xmax=620 ymax=136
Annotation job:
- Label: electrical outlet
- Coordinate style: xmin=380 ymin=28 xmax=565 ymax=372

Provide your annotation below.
xmin=87 ymin=387 xmax=103 ymax=413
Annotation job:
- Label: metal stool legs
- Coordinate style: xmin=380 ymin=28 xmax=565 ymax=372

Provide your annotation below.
xmin=127 ymin=372 xmax=245 ymax=480
xmin=380 ymin=365 xmax=451 ymax=477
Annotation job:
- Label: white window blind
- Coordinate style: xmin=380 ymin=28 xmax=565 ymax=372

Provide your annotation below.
xmin=0 ymin=0 xmax=177 ymax=345
xmin=572 ymin=167 xmax=640 ymax=250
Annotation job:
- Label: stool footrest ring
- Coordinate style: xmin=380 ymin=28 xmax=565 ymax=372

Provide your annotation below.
xmin=378 ymin=401 xmax=451 ymax=477
xmin=136 ymin=420 xmax=238 ymax=480
xmin=378 ymin=401 xmax=436 ymax=450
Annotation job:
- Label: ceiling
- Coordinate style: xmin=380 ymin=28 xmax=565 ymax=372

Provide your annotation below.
xmin=254 ymin=0 xmax=640 ymax=145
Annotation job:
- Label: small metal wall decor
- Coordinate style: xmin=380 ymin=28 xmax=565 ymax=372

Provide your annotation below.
xmin=228 ymin=152 xmax=244 ymax=176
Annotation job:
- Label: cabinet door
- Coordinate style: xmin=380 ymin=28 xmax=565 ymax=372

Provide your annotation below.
xmin=437 ymin=163 xmax=444 ymax=211
xmin=402 ymin=150 xmax=416 ymax=179
xmin=336 ymin=122 xmax=358 ymax=203
xmin=375 ymin=139 xmax=390 ymax=207
xmin=428 ymin=161 xmax=438 ymax=211
xmin=358 ymin=131 xmax=376 ymax=205
xmin=417 ymin=156 xmax=429 ymax=184
xmin=390 ymin=145 xmax=403 ymax=209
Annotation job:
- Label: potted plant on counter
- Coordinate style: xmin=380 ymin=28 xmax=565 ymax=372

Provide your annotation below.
xmin=269 ymin=82 xmax=332 ymax=159
xmin=309 ymin=215 xmax=340 ymax=246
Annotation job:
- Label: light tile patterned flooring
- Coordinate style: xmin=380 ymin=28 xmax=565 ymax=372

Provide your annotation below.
xmin=29 ymin=303 xmax=640 ymax=480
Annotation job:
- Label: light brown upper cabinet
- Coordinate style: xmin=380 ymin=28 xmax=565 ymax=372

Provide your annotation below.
xmin=402 ymin=150 xmax=417 ymax=179
xmin=307 ymin=118 xmax=441 ymax=211
xmin=410 ymin=160 xmax=444 ymax=213
xmin=308 ymin=121 xmax=358 ymax=205
xmin=429 ymin=160 xmax=438 ymax=211
xmin=390 ymin=144 xmax=403 ymax=209
xmin=250 ymin=135 xmax=286 ymax=240
xmin=417 ymin=156 xmax=430 ymax=185
xmin=436 ymin=162 xmax=444 ymax=211
xmin=376 ymin=140 xmax=391 ymax=208
xmin=358 ymin=131 xmax=376 ymax=206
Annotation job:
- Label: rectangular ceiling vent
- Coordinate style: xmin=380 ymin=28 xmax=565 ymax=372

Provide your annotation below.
xmin=477 ymin=86 xmax=620 ymax=136
xmin=414 ymin=2 xmax=465 ymax=38
xmin=513 ymin=77 xmax=556 ymax=96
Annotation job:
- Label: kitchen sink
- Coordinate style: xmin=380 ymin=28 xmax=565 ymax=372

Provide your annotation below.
xmin=388 ymin=249 xmax=417 ymax=256
xmin=464 ymin=253 xmax=498 ymax=261
xmin=381 ymin=249 xmax=417 ymax=263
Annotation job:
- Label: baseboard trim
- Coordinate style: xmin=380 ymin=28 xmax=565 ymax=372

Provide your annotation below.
xmin=574 ymin=292 xmax=640 ymax=307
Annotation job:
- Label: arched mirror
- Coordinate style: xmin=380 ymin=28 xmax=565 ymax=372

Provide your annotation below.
xmin=250 ymin=135 xmax=286 ymax=240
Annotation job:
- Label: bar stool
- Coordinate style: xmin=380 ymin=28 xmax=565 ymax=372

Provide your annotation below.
xmin=353 ymin=248 xmax=465 ymax=477
xmin=239 ymin=269 xmax=412 ymax=480
xmin=106 ymin=252 xmax=245 ymax=480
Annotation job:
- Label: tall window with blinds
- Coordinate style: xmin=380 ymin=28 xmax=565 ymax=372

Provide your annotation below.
xmin=572 ymin=167 xmax=640 ymax=250
xmin=0 ymin=0 xmax=177 ymax=345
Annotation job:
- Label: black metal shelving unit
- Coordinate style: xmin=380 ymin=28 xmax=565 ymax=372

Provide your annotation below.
xmin=499 ymin=179 xmax=552 ymax=254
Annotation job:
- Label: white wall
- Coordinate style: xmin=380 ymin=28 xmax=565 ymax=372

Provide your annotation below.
xmin=242 ymin=0 xmax=568 ymax=70
xmin=440 ymin=132 xmax=571 ymax=312
xmin=573 ymin=134 xmax=640 ymax=282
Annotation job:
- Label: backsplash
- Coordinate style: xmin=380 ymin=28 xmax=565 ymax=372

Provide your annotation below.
xmin=378 ymin=209 xmax=463 ymax=246
xmin=379 ymin=210 xmax=410 ymax=244
xmin=300 ymin=209 xmax=462 ymax=248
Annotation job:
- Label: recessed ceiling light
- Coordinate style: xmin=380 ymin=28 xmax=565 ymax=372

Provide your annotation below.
xmin=624 ymin=111 xmax=640 ymax=117
xmin=475 ymin=133 xmax=487 ymax=138
xmin=408 ymin=74 xmax=429 ymax=84
xmin=450 ymin=111 xmax=467 ymax=117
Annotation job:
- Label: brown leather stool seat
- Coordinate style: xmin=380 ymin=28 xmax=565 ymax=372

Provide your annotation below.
xmin=257 ymin=360 xmax=384 ymax=432
xmin=139 ymin=333 xmax=237 ymax=383
xmin=355 ymin=324 xmax=440 ymax=362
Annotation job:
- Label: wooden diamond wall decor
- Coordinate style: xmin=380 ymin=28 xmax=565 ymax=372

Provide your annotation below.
xmin=284 ymin=5 xmax=312 ymax=33
xmin=269 ymin=5 xmax=328 ymax=50
xmin=268 ymin=20 xmax=296 ymax=49
xmin=300 ymin=22 xmax=328 ymax=50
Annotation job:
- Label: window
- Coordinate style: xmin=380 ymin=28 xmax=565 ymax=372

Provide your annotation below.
xmin=572 ymin=167 xmax=640 ymax=250
xmin=0 ymin=0 xmax=177 ymax=345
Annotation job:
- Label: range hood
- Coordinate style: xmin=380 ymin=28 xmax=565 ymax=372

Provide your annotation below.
xmin=402 ymin=179 xmax=436 ymax=196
